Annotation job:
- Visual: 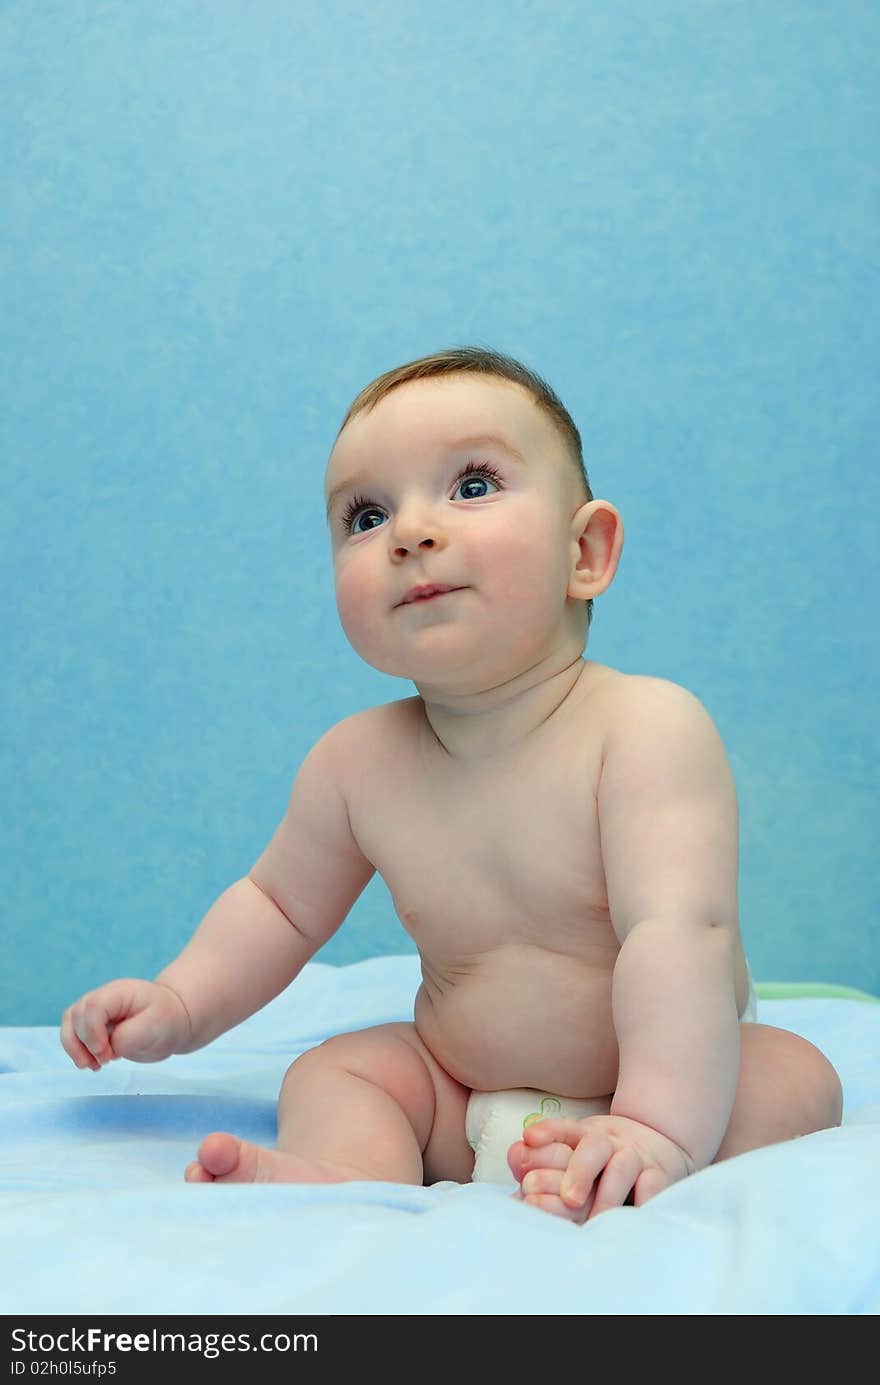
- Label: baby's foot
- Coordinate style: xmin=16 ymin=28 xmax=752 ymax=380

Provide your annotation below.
xmin=184 ymin=1131 xmax=367 ymax=1185
xmin=507 ymin=1136 xmax=588 ymax=1223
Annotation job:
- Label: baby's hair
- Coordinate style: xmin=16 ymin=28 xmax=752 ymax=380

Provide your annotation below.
xmin=336 ymin=345 xmax=596 ymax=625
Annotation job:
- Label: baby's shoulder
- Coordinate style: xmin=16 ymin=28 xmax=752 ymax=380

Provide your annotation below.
xmin=587 ymin=666 xmax=717 ymax=739
xmin=588 ymin=671 xmax=732 ymax=801
xmin=313 ymin=697 xmax=422 ymax=761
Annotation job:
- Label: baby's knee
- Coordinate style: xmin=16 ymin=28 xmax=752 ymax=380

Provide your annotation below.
xmin=803 ymin=1037 xmax=843 ymax=1130
xmin=782 ymin=1029 xmax=843 ymax=1131
xmin=285 ymin=1028 xmax=376 ymax=1081
xmin=750 ymin=1024 xmax=843 ymax=1133
xmin=282 ymin=1023 xmax=436 ymax=1120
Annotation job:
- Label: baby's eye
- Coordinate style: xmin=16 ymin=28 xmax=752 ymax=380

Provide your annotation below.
xmin=341 ymin=495 xmax=387 ymax=534
xmin=452 ymin=464 xmax=504 ymax=502
xmin=350 ymin=506 xmax=385 ymax=531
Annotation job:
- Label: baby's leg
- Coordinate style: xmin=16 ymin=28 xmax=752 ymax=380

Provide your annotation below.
xmin=511 ymin=1023 xmax=843 ymax=1218
xmin=184 ymin=1022 xmax=475 ymax=1186
xmin=711 ymin=1022 xmax=842 ymax=1161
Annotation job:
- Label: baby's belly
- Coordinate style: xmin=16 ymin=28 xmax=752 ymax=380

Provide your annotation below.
xmin=413 ymin=946 xmax=620 ymax=1098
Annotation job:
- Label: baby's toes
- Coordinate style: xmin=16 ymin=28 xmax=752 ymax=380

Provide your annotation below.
xmin=184 ymin=1160 xmax=214 ymax=1183
xmin=524 ymin=1193 xmax=586 ymax=1222
xmin=514 ymin=1140 xmax=573 ymax=1178
xmin=509 ymin=1136 xmax=574 ymax=1187
xmin=520 ymin=1173 xmax=588 ymax=1224
xmin=521 ymin=1166 xmax=565 ymax=1198
xmin=507 ymin=1139 xmax=531 ymax=1182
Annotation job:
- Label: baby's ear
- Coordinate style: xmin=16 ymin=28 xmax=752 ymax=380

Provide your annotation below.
xmin=567 ymin=500 xmax=624 ymax=602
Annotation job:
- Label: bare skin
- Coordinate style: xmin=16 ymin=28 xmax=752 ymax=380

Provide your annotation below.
xmin=61 ymin=374 xmax=844 ymax=1219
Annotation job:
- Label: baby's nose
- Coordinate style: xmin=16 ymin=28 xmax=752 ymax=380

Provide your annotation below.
xmin=394 ymin=534 xmax=437 ymax=556
xmin=390 ymin=513 xmax=448 ymax=558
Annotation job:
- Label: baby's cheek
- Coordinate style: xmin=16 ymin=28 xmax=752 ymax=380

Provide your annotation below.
xmin=490 ymin=530 xmax=566 ymax=622
xmin=334 ymin=562 xmax=392 ymax=664
xmin=335 ymin=569 xmax=372 ymax=642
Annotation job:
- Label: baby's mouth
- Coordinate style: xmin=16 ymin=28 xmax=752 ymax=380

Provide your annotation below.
xmin=398 ymin=584 xmax=464 ymax=606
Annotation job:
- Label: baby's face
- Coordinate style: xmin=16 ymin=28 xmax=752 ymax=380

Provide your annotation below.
xmin=324 ymin=374 xmax=587 ymax=691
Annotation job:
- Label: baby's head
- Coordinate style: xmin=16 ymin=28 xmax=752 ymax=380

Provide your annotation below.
xmin=324 ymin=346 xmax=622 ymax=693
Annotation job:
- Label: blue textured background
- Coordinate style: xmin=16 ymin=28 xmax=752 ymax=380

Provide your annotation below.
xmin=2 ymin=1 xmax=877 ymax=1023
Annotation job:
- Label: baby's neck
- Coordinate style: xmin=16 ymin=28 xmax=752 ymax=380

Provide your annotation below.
xmin=416 ymin=654 xmax=589 ymax=760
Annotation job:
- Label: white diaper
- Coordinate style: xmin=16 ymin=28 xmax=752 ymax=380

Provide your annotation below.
xmin=467 ymin=970 xmax=759 ymax=1186
xmin=466 ymin=1088 xmax=611 ymax=1186
xmin=741 ymin=971 xmax=758 ymax=1023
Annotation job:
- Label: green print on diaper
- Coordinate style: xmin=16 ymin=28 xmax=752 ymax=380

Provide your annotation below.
xmin=523 ymin=1096 xmax=563 ymax=1129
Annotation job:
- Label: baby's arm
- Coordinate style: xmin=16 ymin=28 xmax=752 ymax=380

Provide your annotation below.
xmin=61 ymin=720 xmax=375 ymax=1066
xmin=599 ymin=680 xmax=741 ymax=1168
xmin=516 ymin=680 xmax=742 ymax=1218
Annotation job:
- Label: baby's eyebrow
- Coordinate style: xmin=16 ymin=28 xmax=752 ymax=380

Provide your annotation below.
xmin=447 ymin=434 xmax=527 ymax=465
xmin=325 ymin=434 xmax=527 ymax=522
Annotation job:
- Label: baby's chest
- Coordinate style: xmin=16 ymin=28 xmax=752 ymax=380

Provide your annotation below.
xmin=350 ymin=757 xmax=609 ymax=939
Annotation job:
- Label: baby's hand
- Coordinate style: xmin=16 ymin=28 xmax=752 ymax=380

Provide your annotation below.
xmin=510 ymin=1113 xmax=695 ymax=1223
xmin=61 ymin=979 xmax=192 ymax=1069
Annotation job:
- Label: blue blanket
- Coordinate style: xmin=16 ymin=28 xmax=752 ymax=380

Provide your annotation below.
xmin=2 ymin=956 xmax=878 ymax=1314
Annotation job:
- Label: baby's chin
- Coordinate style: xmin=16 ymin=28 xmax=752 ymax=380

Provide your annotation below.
xmin=346 ymin=611 xmax=578 ymax=694
xmin=353 ymin=643 xmax=495 ymax=692
xmin=345 ymin=624 xmax=474 ymax=673
xmin=374 ymin=658 xmax=494 ymax=695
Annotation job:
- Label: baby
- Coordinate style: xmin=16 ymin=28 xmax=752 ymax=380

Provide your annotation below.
xmin=61 ymin=347 xmax=843 ymax=1222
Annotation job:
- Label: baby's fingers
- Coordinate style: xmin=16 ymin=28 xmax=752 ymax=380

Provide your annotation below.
xmin=62 ymin=997 xmax=117 ymax=1068
xmin=521 ymin=1117 xmax=586 ymax=1151
xmin=587 ymin=1147 xmax=643 ymax=1219
xmin=60 ymin=1011 xmax=102 ymax=1070
xmin=559 ymin=1130 xmax=615 ymax=1209
xmin=633 ymin=1167 xmax=672 ymax=1207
